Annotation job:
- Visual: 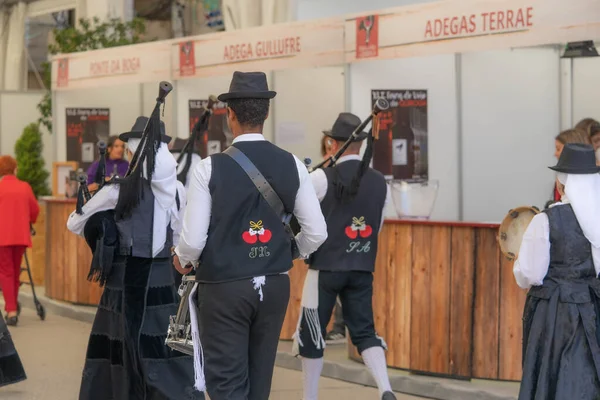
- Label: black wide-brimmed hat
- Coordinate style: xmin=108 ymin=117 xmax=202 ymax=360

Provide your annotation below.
xmin=217 ymin=71 xmax=276 ymax=102
xmin=549 ymin=143 xmax=600 ymax=174
xmin=323 ymin=113 xmax=367 ymax=142
xmin=119 ymin=116 xmax=171 ymax=143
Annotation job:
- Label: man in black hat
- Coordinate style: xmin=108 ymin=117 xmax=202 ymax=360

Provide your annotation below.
xmin=173 ymin=71 xmax=328 ymax=399
xmin=292 ymin=112 xmax=396 ymax=400
xmin=67 ymin=115 xmax=202 ymax=399
xmin=514 ymin=143 xmax=600 ymax=399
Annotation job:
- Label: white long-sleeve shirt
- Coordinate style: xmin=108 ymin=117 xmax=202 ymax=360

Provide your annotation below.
xmin=175 ymin=133 xmax=328 ymax=267
xmin=67 ymin=182 xmax=187 ymax=257
xmin=173 ymin=152 xmax=202 ymax=191
xmin=513 ymin=201 xmax=600 ymax=289
xmin=309 ymin=154 xmax=392 ymax=233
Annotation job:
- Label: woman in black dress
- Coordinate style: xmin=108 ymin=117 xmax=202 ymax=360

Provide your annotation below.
xmin=514 ymin=143 xmax=600 ymax=400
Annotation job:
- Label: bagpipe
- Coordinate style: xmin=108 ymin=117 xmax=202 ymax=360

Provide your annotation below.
xmin=176 ymin=95 xmax=217 ymax=185
xmin=74 ymin=81 xmax=174 ymax=287
xmin=307 ymin=98 xmax=390 ymax=172
xmin=289 ymin=98 xmax=390 ymax=235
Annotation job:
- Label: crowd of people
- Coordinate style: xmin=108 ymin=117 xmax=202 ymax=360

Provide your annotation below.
xmin=0 ymin=70 xmax=599 ymax=399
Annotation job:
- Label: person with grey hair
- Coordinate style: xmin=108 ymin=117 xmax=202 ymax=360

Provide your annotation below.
xmin=514 ymin=143 xmax=600 ymax=399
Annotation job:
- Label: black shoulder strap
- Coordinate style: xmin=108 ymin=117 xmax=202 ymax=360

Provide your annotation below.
xmin=223 ymin=146 xmax=287 ymax=220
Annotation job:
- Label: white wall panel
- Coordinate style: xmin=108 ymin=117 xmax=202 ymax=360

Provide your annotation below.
xmin=461 ymin=48 xmax=560 ymax=222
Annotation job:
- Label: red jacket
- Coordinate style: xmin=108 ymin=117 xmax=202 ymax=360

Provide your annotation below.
xmin=0 ymin=175 xmax=39 ymax=247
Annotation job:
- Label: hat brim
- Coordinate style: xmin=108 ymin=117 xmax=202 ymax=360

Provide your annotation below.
xmin=548 ymin=165 xmax=600 ymax=174
xmin=119 ymin=131 xmax=172 ymax=144
xmin=218 ymin=91 xmax=277 ymax=102
xmin=323 ymin=130 xmax=368 ymax=142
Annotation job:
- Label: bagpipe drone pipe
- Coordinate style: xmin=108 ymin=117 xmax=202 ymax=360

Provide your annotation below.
xmin=176 ymin=95 xmax=218 ymax=186
xmin=289 ymin=98 xmax=390 ymax=236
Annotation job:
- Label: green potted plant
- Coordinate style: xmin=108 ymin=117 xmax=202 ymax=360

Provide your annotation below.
xmin=14 ymin=123 xmax=50 ymax=285
xmin=15 ymin=123 xmax=51 ymax=197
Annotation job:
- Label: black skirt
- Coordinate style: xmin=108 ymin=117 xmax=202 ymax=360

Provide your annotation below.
xmin=79 ymin=255 xmax=203 ymax=400
xmin=519 ymin=278 xmax=600 ymax=400
xmin=0 ymin=312 xmax=26 ymax=388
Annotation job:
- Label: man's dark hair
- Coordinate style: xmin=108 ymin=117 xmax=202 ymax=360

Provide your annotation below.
xmin=228 ymin=98 xmax=269 ymax=127
xmin=337 ymin=139 xmax=362 ymax=153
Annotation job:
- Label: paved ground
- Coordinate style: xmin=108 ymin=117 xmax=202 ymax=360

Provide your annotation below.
xmin=0 ymin=307 xmax=425 ymax=399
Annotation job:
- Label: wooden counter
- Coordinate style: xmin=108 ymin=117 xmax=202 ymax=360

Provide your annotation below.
xmin=347 ymin=219 xmax=525 ymax=381
xmin=280 ymin=219 xmax=526 ymax=382
xmin=43 ymin=197 xmax=102 ymax=305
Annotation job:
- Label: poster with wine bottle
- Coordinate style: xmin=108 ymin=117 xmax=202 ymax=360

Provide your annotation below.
xmin=185 ymin=99 xmax=229 ymax=158
xmin=371 ymin=89 xmax=428 ymax=181
xmin=66 ymin=108 xmax=110 ymax=172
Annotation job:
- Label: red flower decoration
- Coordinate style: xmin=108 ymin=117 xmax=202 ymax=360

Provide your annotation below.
xmin=345 ymin=216 xmax=372 ymax=239
xmin=259 ymin=229 xmax=272 ymax=243
xmin=242 ymin=220 xmax=271 ymax=244
xmin=242 ymin=231 xmax=258 ymax=244
xmin=345 ymin=226 xmax=358 ymax=239
xmin=360 ymin=225 xmax=373 ymax=238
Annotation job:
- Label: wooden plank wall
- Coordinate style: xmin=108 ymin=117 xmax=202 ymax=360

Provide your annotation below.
xmin=348 ymin=223 xmax=526 ymax=382
xmin=44 ymin=201 xmax=102 ymax=306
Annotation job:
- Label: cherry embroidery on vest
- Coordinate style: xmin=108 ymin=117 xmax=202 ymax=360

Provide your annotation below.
xmin=242 ymin=220 xmax=272 ymax=244
xmin=345 ymin=216 xmax=373 ymax=239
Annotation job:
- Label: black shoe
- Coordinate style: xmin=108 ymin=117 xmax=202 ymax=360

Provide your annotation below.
xmin=382 ymin=391 xmax=396 ymax=400
xmin=6 ymin=316 xmax=18 ymax=326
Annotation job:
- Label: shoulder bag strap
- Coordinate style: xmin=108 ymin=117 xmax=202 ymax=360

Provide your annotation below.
xmin=222 ymin=146 xmax=288 ymax=221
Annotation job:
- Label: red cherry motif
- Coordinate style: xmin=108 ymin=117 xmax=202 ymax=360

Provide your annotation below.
xmin=360 ymin=225 xmax=373 ymax=238
xmin=345 ymin=226 xmax=358 ymax=239
xmin=258 ymin=229 xmax=272 ymax=243
xmin=242 ymin=231 xmax=258 ymax=244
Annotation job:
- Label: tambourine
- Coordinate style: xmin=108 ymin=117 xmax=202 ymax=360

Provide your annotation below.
xmin=497 ymin=206 xmax=540 ymax=261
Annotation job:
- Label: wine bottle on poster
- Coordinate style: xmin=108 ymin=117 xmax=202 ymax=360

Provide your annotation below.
xmin=392 ymin=106 xmax=415 ymax=180
xmin=372 ymin=109 xmax=393 ymax=177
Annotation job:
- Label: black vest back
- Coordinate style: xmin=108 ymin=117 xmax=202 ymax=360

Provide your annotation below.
xmin=309 ymin=161 xmax=387 ymax=272
xmin=544 ymin=204 xmax=596 ymax=281
xmin=197 ymin=140 xmax=300 ymax=283
xmin=116 ymin=179 xmax=172 ymax=259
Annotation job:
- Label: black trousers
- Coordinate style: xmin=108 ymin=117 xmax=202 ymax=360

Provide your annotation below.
xmin=298 ymin=270 xmax=384 ymax=359
xmin=196 ymin=274 xmax=290 ymax=400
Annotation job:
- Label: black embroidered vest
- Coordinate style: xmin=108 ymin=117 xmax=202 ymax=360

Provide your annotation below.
xmin=309 ymin=161 xmax=387 ymax=272
xmin=544 ymin=204 xmax=596 ymax=281
xmin=196 ymin=141 xmax=300 ymax=283
xmin=115 ymin=179 xmax=172 ymax=259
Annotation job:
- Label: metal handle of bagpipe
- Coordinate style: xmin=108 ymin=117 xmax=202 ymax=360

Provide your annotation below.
xmin=308 ymin=98 xmax=390 ymax=172
xmin=165 ymin=272 xmax=197 ymax=356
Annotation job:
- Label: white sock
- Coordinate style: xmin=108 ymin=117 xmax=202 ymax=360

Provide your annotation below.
xmin=301 ymin=357 xmax=324 ymax=400
xmin=362 ymin=346 xmax=392 ymax=396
